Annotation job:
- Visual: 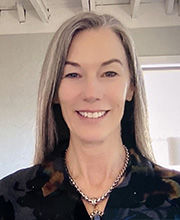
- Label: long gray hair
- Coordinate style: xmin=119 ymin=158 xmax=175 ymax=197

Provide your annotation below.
xmin=34 ymin=12 xmax=154 ymax=164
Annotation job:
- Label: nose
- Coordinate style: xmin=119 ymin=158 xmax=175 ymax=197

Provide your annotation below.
xmin=82 ymin=77 xmax=103 ymax=103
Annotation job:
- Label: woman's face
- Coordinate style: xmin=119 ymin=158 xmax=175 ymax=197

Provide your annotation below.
xmin=58 ymin=28 xmax=133 ymax=144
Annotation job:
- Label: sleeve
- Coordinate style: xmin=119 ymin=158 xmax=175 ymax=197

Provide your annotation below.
xmin=154 ymin=164 xmax=180 ymax=217
xmin=0 ymin=165 xmax=40 ymax=220
xmin=0 ymin=175 xmax=15 ymax=220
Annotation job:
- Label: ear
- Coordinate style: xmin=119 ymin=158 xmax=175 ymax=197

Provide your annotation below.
xmin=126 ymin=85 xmax=134 ymax=101
xmin=53 ymin=92 xmax=59 ymax=104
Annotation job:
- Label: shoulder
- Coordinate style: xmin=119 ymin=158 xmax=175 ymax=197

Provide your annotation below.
xmin=0 ymin=165 xmax=41 ymax=199
xmin=0 ymin=165 xmax=41 ymax=219
xmin=124 ymin=152 xmax=180 ymax=211
xmin=153 ymin=164 xmax=180 ymax=203
xmin=153 ymin=163 xmax=180 ymax=181
xmin=130 ymin=159 xmax=180 ymax=209
xmin=129 ymin=150 xmax=180 ymax=196
xmin=0 ymin=164 xmax=40 ymax=185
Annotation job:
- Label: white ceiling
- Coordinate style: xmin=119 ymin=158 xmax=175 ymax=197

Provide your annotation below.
xmin=0 ymin=0 xmax=180 ymax=35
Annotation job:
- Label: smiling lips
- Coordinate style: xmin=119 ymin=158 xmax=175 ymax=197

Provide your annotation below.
xmin=76 ymin=110 xmax=109 ymax=119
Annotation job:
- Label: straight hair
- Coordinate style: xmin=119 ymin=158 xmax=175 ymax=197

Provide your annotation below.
xmin=34 ymin=12 xmax=154 ymax=164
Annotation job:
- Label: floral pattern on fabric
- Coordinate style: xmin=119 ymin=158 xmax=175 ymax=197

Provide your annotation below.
xmin=0 ymin=149 xmax=180 ymax=220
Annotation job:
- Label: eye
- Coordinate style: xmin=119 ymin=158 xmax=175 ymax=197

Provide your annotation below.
xmin=63 ymin=73 xmax=81 ymax=78
xmin=103 ymin=71 xmax=118 ymax=77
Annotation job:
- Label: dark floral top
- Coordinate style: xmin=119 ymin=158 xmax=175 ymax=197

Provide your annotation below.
xmin=0 ymin=149 xmax=180 ymax=220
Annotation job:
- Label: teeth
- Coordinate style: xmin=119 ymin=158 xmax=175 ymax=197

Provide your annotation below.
xmin=78 ymin=111 xmax=106 ymax=118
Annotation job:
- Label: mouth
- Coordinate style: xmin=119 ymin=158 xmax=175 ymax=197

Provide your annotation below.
xmin=76 ymin=110 xmax=109 ymax=119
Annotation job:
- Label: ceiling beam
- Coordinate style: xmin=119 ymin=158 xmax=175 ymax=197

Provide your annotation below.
xmin=165 ymin=0 xmax=175 ymax=14
xmin=16 ymin=0 xmax=26 ymax=23
xmin=130 ymin=0 xmax=141 ymax=18
xmin=28 ymin=0 xmax=50 ymax=23
xmin=89 ymin=0 xmax=96 ymax=11
xmin=81 ymin=0 xmax=90 ymax=11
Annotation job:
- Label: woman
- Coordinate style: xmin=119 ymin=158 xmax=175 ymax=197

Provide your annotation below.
xmin=0 ymin=12 xmax=180 ymax=220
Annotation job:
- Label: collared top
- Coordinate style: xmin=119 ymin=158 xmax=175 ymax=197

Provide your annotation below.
xmin=0 ymin=149 xmax=180 ymax=220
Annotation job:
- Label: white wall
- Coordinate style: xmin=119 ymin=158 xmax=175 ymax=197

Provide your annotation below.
xmin=130 ymin=26 xmax=180 ymax=56
xmin=0 ymin=33 xmax=52 ymax=178
xmin=0 ymin=26 xmax=180 ymax=179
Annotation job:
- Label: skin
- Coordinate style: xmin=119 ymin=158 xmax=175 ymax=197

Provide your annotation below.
xmin=58 ymin=27 xmax=133 ymax=214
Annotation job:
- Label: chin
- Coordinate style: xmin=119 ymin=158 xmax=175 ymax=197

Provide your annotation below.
xmin=75 ymin=132 xmax=109 ymax=145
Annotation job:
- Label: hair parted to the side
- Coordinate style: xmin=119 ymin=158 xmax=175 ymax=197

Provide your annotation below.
xmin=34 ymin=12 xmax=155 ymax=164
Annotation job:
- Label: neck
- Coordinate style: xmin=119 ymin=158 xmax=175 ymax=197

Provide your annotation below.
xmin=65 ymin=134 xmax=126 ymax=189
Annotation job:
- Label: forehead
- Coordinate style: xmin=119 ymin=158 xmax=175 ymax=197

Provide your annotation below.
xmin=66 ymin=27 xmax=128 ymax=65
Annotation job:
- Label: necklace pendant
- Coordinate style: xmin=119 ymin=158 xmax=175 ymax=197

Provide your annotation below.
xmin=92 ymin=214 xmax=101 ymax=220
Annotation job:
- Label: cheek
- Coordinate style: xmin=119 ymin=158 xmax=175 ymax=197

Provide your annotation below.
xmin=57 ymin=85 xmax=75 ymax=128
xmin=58 ymin=82 xmax=79 ymax=106
xmin=108 ymin=83 xmax=128 ymax=103
xmin=108 ymin=83 xmax=128 ymax=118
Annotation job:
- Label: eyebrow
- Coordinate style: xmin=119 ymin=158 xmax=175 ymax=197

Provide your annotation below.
xmin=65 ymin=58 xmax=123 ymax=67
xmin=101 ymin=59 xmax=123 ymax=66
xmin=65 ymin=61 xmax=80 ymax=67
